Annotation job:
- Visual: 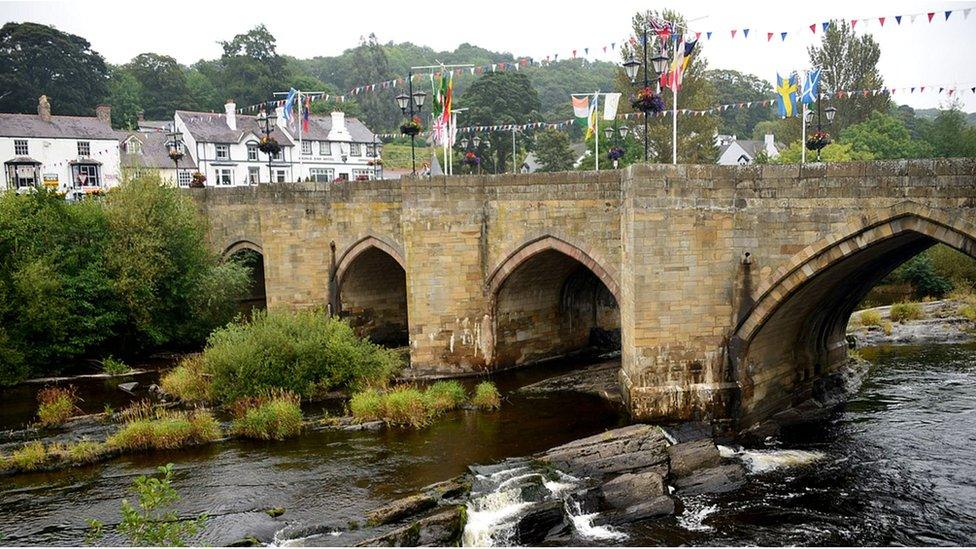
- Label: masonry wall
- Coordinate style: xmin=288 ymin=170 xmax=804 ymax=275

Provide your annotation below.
xmin=338 ymin=247 xmax=408 ymax=346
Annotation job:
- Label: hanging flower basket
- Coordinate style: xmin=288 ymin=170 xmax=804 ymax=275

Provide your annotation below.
xmin=462 ymin=151 xmax=481 ymax=167
xmin=805 ymin=130 xmax=831 ymax=151
xmin=168 ymin=150 xmax=184 ymax=162
xmin=632 ymin=86 xmax=666 ymax=114
xmin=607 ymin=147 xmax=626 ymax=161
xmin=400 ymin=116 xmax=423 ymax=137
xmin=258 ymin=136 xmax=281 ymax=155
xmin=190 ymin=172 xmax=206 ymax=188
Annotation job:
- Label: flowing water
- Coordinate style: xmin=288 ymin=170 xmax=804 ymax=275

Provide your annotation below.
xmin=2 ymin=343 xmax=975 ymax=546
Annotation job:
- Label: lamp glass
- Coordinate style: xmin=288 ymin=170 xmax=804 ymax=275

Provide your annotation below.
xmin=459 ymin=138 xmax=468 ymax=148
xmin=604 ymin=127 xmax=613 ymax=139
xmin=395 ymin=93 xmax=409 ymax=111
xmin=619 ymin=126 xmax=630 ymax=138
xmin=412 ymin=91 xmax=427 ymax=108
xmin=825 ymin=106 xmax=837 ymax=123
xmin=651 ymin=54 xmax=669 ymax=75
xmin=623 ymin=59 xmax=640 ymax=82
xmin=472 ymin=135 xmax=481 ymax=147
xmin=805 ymin=110 xmax=814 ymax=124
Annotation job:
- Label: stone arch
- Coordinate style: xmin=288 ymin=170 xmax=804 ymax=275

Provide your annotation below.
xmin=487 ymin=235 xmax=620 ymax=303
xmin=731 ymin=202 xmax=976 ymax=425
xmin=222 ymin=239 xmax=266 ymax=313
xmin=333 ymin=235 xmax=408 ymax=346
xmin=487 ymin=235 xmax=621 ymax=368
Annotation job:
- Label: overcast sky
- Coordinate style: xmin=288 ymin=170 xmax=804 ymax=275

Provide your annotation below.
xmin=2 ymin=0 xmax=975 ymax=112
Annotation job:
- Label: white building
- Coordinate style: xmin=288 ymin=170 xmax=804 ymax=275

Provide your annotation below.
xmin=0 ymin=96 xmax=123 ymax=198
xmin=121 ymin=131 xmax=198 ymax=186
xmin=716 ymin=134 xmax=780 ymax=165
xmin=174 ymin=100 xmax=380 ymax=187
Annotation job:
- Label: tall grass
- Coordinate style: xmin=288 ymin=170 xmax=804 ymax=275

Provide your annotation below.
xmin=423 ymin=381 xmax=468 ymax=414
xmin=471 ymin=382 xmax=502 ymax=411
xmin=36 ymin=385 xmax=80 ymax=427
xmin=107 ymin=409 xmax=221 ymax=451
xmin=202 ymin=309 xmax=403 ymax=403
xmin=889 ymin=302 xmax=924 ymax=323
xmin=160 ymin=355 xmax=212 ymax=402
xmin=100 ymin=356 xmax=131 ymax=375
xmin=350 ymin=380 xmax=500 ymax=428
xmin=858 ymin=310 xmax=883 ymax=327
xmin=230 ymin=390 xmax=303 ymax=440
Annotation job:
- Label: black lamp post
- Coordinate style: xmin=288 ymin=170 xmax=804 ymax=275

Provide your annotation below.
xmin=603 ymin=124 xmax=629 ymax=168
xmin=256 ymin=107 xmax=278 ymax=181
xmin=623 ymin=24 xmax=669 ymax=162
xmin=166 ymin=130 xmax=184 ymax=185
xmin=805 ymin=94 xmax=837 ymax=162
xmin=395 ymin=72 xmax=427 ymax=175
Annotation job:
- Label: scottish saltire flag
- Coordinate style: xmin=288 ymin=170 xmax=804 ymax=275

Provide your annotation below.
xmin=775 ymin=73 xmax=799 ymax=118
xmin=800 ymin=68 xmax=821 ymax=104
xmin=283 ymin=88 xmax=297 ymax=123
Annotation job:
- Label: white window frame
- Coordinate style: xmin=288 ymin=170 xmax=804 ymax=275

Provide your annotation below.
xmin=215 ymin=144 xmax=230 ymax=160
xmin=349 ymin=143 xmax=361 ymax=156
xmin=177 ymin=171 xmax=191 ymax=187
xmin=247 ymin=144 xmax=258 ymax=161
xmin=301 ymin=140 xmax=312 ymax=155
xmin=248 ymin=166 xmax=260 ymax=184
xmin=309 ymin=168 xmax=333 ymax=183
xmin=273 ymin=169 xmax=287 ymax=183
xmin=73 ymin=164 xmax=100 ymax=187
xmin=216 ymin=168 xmax=233 ymax=186
xmin=14 ymin=139 xmax=28 ymax=155
xmin=77 ymin=141 xmax=91 ymax=157
xmin=319 ymin=141 xmax=331 ymax=156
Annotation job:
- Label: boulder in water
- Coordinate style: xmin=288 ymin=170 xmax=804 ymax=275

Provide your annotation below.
xmin=118 ymin=381 xmax=138 ymax=394
xmin=512 ymin=500 xmax=565 ymax=546
xmin=600 ymin=471 xmax=664 ymax=509
xmin=539 ymin=424 xmax=670 ymax=478
xmin=357 ymin=505 xmax=465 ymax=546
xmin=668 ymin=439 xmax=721 ymax=478
xmin=366 ymin=493 xmax=438 ymax=526
xmin=673 ymin=463 xmax=746 ymax=495
xmin=595 ymin=495 xmax=675 ymax=525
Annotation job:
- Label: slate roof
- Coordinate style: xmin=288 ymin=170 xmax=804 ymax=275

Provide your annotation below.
xmin=0 ymin=113 xmax=123 ymax=140
xmin=298 ymin=115 xmax=377 ymax=143
xmin=121 ymin=132 xmax=198 ymax=170
xmin=175 ymin=111 xmax=291 ymax=144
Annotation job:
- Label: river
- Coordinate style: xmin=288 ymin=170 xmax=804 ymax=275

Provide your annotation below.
xmin=1 ymin=343 xmax=974 ymax=546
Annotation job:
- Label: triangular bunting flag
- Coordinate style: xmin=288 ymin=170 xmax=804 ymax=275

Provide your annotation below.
xmin=851 ymin=19 xmax=858 ymax=28
xmin=927 ymin=12 xmax=935 ymax=22
xmin=879 ymin=17 xmax=885 ymax=26
xmin=895 ymin=15 xmax=902 ymax=24
xmin=731 ymin=29 xmax=737 ymax=38
xmin=694 ymin=32 xmax=701 ymax=40
xmin=767 ymin=32 xmax=774 ymax=41
xmin=822 ymin=21 xmax=830 ymax=32
xmin=706 ymin=31 xmax=713 ymax=40
xmin=945 ymin=10 xmax=952 ymax=21
xmin=810 ymin=23 xmax=816 ymax=33
xmin=965 ymin=8 xmax=972 ymax=19
xmin=781 ymin=32 xmax=788 ymax=41
xmin=743 ymin=28 xmax=750 ymax=38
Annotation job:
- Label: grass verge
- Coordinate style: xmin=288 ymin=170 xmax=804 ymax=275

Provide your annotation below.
xmin=889 ymin=302 xmax=923 ymax=323
xmin=160 ymin=355 xmax=212 ymax=403
xmin=471 ymin=382 xmax=502 ymax=411
xmin=350 ymin=380 xmax=499 ymax=428
xmin=106 ymin=409 xmax=221 ymax=451
xmin=230 ymin=390 xmax=303 ymax=440
xmin=36 ymin=385 xmax=81 ymax=428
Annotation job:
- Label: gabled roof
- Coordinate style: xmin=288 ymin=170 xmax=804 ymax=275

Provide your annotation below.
xmin=0 ymin=113 xmax=123 ymax=140
xmin=291 ymin=115 xmax=377 ymax=143
xmin=175 ymin=111 xmax=291 ymax=144
xmin=121 ymin=132 xmax=197 ymax=170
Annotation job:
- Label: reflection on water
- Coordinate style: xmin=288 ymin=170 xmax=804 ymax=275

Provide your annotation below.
xmin=2 ymin=344 xmax=975 ymax=546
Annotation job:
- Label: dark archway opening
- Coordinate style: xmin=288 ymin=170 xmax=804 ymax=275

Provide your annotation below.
xmin=337 ymin=247 xmax=409 ymax=347
xmin=229 ymin=248 xmax=266 ymax=314
xmin=493 ymin=249 xmax=620 ymax=368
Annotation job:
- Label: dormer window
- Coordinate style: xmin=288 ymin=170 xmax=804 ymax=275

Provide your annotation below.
xmin=125 ymin=140 xmax=142 ymax=155
xmin=215 ymin=144 xmax=230 ymax=160
xmin=77 ymin=141 xmax=90 ymax=157
xmin=247 ymin=143 xmax=258 ymax=161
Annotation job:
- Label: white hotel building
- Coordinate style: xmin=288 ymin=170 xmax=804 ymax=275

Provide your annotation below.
xmin=174 ymin=100 xmax=380 ymax=187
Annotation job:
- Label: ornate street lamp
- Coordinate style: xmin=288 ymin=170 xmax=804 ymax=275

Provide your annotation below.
xmin=619 ymin=126 xmax=630 ymax=139
xmin=472 ymin=135 xmax=482 ymax=148
xmin=256 ymin=106 xmax=280 ymax=181
xmin=622 ymin=20 xmax=670 ymax=162
xmin=806 ymin=93 xmax=837 ymax=162
xmin=395 ymin=74 xmax=426 ymax=175
xmin=166 ymin=130 xmax=184 ymax=185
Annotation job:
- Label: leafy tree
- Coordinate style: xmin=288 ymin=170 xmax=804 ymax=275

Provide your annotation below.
xmin=752 ymin=118 xmax=801 ymax=148
xmin=533 ymin=128 xmax=575 ymax=172
xmin=344 ymin=34 xmax=401 ymax=132
xmin=900 ymin=254 xmax=953 ymax=299
xmin=706 ymin=69 xmax=776 ymax=138
xmin=920 ymin=105 xmax=976 ymax=158
xmin=0 ymin=22 xmax=109 ymax=115
xmin=808 ymin=20 xmax=888 ymax=131
xmin=840 ymin=110 xmax=933 ymax=159
xmin=773 ymin=140 xmax=874 ymax=163
xmin=185 ymin=66 xmax=220 ymax=112
xmin=106 ymin=67 xmax=143 ymax=129
xmin=213 ymin=25 xmax=287 ymax=109
xmin=459 ymin=71 xmax=542 ymax=173
xmin=523 ymin=59 xmax=620 ymax=120
xmin=87 ymin=463 xmax=207 ymax=546
xmin=615 ymin=10 xmax=719 ymax=163
xmin=123 ymin=53 xmax=190 ymax=119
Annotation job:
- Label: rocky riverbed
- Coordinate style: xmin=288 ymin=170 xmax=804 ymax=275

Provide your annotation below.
xmin=847 ymin=299 xmax=975 ymax=347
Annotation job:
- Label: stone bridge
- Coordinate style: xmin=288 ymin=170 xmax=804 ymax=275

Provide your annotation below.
xmin=190 ymin=158 xmax=976 ymax=428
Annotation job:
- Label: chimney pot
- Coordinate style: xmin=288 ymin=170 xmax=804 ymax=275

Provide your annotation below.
xmin=96 ymin=104 xmax=111 ymax=126
xmin=38 ymin=95 xmax=52 ymax=122
xmin=225 ymin=99 xmax=237 ymax=131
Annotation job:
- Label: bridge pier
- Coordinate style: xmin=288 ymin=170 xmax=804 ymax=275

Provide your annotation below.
xmin=192 ymin=159 xmax=976 ymax=429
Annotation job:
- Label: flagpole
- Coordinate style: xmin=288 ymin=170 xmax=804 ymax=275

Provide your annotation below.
xmin=672 ymin=82 xmax=678 ymax=165
xmin=801 ymin=102 xmax=807 ymax=164
xmin=595 ymin=93 xmax=600 ymax=171
xmin=297 ymin=90 xmax=304 ymax=178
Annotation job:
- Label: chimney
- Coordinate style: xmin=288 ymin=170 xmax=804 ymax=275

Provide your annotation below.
xmin=38 ymin=95 xmax=51 ymax=122
xmin=137 ymin=110 xmax=145 ymax=123
xmin=764 ymin=134 xmax=775 ymax=154
xmin=327 ymin=110 xmax=351 ymax=141
xmin=225 ymin=99 xmax=237 ymax=130
xmin=96 ymin=104 xmax=111 ymax=126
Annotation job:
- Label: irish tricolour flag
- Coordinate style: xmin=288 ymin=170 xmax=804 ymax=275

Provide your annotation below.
xmin=572 ymin=95 xmax=596 ymax=139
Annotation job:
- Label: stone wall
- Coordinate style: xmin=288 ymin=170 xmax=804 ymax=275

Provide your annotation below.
xmin=191 ymin=158 xmax=976 ymax=427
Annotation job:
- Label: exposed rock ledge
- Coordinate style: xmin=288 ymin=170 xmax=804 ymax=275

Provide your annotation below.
xmin=847 ymin=299 xmax=975 ymax=348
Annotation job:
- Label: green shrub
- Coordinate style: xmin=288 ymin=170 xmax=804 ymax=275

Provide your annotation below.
xmin=899 ymin=254 xmax=953 ymax=299
xmin=100 ymin=356 xmax=131 ymax=375
xmin=5 ymin=441 xmax=47 ymax=471
xmin=231 ymin=391 xmax=303 ymax=440
xmin=160 ymin=355 xmax=212 ymax=402
xmin=423 ymin=381 xmax=467 ymax=414
xmin=64 ymin=439 xmax=106 ymax=465
xmin=889 ymin=302 xmax=924 ymax=323
xmin=349 ymin=388 xmax=384 ymax=422
xmin=87 ymin=463 xmax=207 ymax=546
xmin=382 ymin=387 xmax=430 ymax=427
xmin=858 ymin=310 xmax=883 ymax=327
xmin=107 ymin=409 xmax=221 ymax=451
xmin=202 ymin=309 xmax=403 ymax=403
xmin=471 ymin=382 xmax=501 ymax=411
xmin=36 ymin=385 xmax=80 ymax=427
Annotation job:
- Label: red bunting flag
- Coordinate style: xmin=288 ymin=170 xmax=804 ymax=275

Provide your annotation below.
xmin=851 ymin=19 xmax=858 ymax=28
xmin=695 ymin=31 xmax=701 ymax=40
xmin=731 ymin=29 xmax=737 ymax=38
xmin=809 ymin=23 xmax=816 ymax=33
xmin=879 ymin=17 xmax=885 ymax=26
xmin=767 ymin=32 xmax=773 ymax=41
xmin=927 ymin=12 xmax=935 ymax=22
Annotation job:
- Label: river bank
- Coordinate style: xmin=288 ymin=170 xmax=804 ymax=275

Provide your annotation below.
xmin=847 ymin=298 xmax=976 ymax=347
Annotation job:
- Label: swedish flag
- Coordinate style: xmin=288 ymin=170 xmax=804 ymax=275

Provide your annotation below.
xmin=775 ymin=73 xmax=799 ymax=118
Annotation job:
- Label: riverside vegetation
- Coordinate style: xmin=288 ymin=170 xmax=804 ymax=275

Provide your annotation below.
xmin=0 ymin=173 xmax=250 ymax=386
